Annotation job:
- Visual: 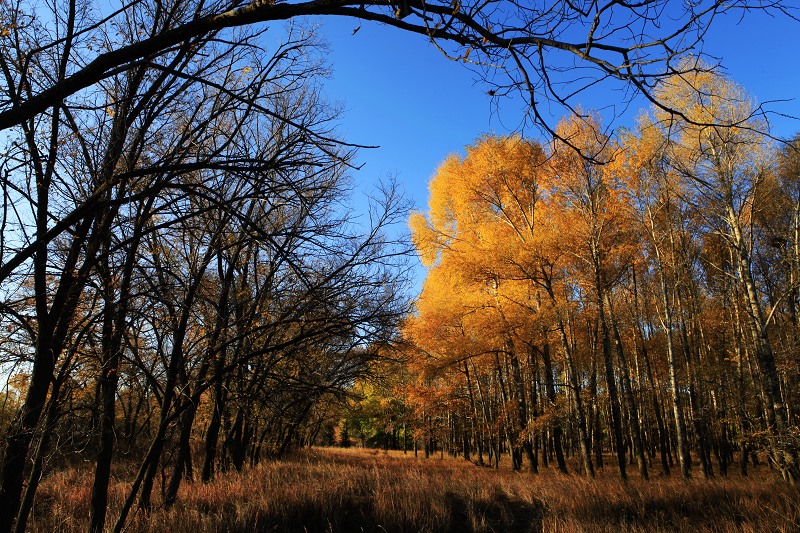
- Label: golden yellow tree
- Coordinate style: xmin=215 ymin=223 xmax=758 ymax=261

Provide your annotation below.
xmin=409 ymin=135 xmax=552 ymax=471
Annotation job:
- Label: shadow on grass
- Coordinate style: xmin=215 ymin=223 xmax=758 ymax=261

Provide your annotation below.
xmin=446 ymin=490 xmax=545 ymax=533
xmin=223 ymin=489 xmax=545 ymax=532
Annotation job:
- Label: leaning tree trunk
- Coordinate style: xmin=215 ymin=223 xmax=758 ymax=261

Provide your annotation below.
xmin=164 ymin=399 xmax=198 ymax=507
xmin=728 ymin=209 xmax=799 ymax=481
xmin=13 ymin=336 xmax=84 ymax=533
xmin=0 ymin=207 xmax=101 ymax=533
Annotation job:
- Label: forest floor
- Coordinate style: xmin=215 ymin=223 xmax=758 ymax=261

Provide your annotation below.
xmin=29 ymin=446 xmax=800 ymax=532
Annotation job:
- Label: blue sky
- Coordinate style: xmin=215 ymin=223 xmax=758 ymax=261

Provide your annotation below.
xmin=314 ymin=18 xmax=493 ymax=209
xmin=311 ymin=6 xmax=800 ymax=293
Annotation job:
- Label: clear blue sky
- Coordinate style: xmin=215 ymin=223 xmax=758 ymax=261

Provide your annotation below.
xmin=310 ymin=6 xmax=800 ymax=293
xmin=314 ymin=18 xmax=494 ymax=209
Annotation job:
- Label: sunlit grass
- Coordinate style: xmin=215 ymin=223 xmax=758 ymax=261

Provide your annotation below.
xmin=27 ymin=447 xmax=800 ymax=532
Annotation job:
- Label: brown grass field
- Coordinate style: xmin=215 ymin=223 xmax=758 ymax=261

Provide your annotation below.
xmin=27 ymin=447 xmax=800 ymax=532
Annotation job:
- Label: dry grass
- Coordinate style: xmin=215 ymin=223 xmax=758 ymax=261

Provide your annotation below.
xmin=27 ymin=448 xmax=800 ymax=532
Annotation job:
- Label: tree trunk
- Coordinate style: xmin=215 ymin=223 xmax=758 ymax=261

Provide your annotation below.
xmin=164 ymin=401 xmax=197 ymax=506
xmin=540 ymin=339 xmax=568 ymax=473
xmin=607 ymin=296 xmax=648 ymax=480
xmin=552 ymin=308 xmax=594 ymax=476
xmin=202 ymin=366 xmax=228 ymax=482
xmin=728 ymin=207 xmax=799 ymax=481
xmin=596 ymin=269 xmax=627 ymax=480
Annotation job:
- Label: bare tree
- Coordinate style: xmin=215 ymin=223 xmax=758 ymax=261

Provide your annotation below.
xmin=0 ymin=0 xmax=405 ymax=528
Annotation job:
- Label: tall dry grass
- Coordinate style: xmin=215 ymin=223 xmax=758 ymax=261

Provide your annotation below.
xmin=27 ymin=448 xmax=800 ymax=532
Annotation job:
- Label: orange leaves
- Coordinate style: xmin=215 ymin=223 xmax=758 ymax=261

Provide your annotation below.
xmin=408 ymin=135 xmax=566 ymax=384
xmin=545 ymin=114 xmax=642 ymax=291
xmin=407 ymin=119 xmax=650 ymax=386
xmin=415 ymin=135 xmax=545 ymax=249
xmin=408 ymin=211 xmax=443 ymax=268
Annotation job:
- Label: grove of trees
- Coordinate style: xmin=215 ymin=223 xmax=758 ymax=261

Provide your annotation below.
xmin=402 ymin=70 xmax=800 ymax=485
